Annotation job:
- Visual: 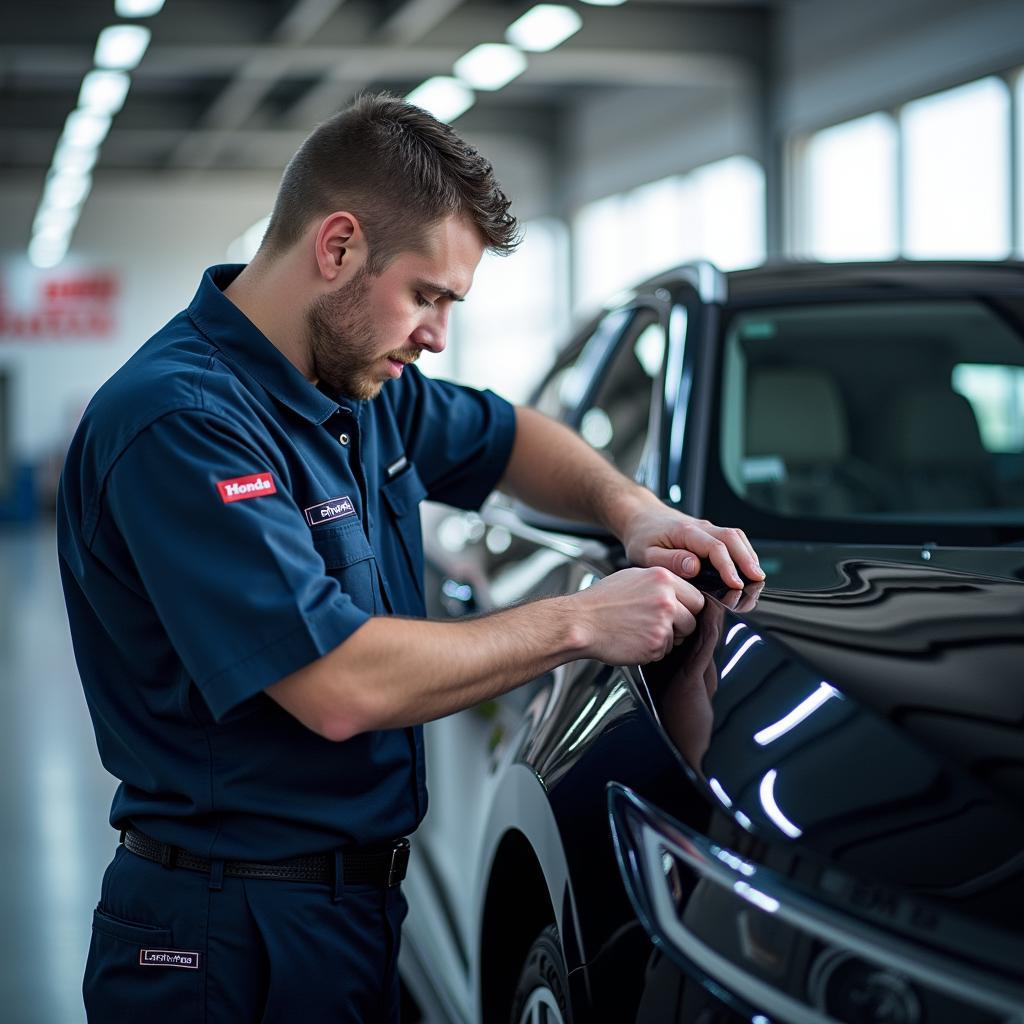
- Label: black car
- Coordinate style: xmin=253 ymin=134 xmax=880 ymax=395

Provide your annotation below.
xmin=400 ymin=261 xmax=1024 ymax=1024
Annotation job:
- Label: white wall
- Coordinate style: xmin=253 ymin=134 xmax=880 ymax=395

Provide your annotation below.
xmin=0 ymin=174 xmax=278 ymax=464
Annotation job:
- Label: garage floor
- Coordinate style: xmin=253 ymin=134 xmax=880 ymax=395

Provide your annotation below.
xmin=0 ymin=525 xmax=119 ymax=1024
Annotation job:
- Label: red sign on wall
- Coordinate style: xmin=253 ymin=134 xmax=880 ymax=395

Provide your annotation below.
xmin=0 ymin=268 xmax=119 ymax=341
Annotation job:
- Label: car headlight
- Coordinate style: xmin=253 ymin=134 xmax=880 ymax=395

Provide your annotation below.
xmin=607 ymin=784 xmax=1024 ymax=1024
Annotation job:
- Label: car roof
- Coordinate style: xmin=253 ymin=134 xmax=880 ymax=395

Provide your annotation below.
xmin=631 ymin=259 xmax=1024 ymax=305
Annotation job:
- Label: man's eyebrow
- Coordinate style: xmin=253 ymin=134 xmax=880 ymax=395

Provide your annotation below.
xmin=415 ymin=279 xmax=465 ymax=302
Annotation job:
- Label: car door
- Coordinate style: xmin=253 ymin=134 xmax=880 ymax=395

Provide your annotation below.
xmin=410 ymin=301 xmax=671 ymax=1002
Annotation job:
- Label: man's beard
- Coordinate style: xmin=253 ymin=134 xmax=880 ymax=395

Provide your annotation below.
xmin=306 ymin=268 xmax=400 ymax=401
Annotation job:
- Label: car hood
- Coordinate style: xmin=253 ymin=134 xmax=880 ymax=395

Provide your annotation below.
xmin=703 ymin=541 xmax=1024 ymax=808
xmin=634 ymin=541 xmax=1024 ymax=935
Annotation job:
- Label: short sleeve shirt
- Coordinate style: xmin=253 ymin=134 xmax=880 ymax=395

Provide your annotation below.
xmin=56 ymin=264 xmax=516 ymax=859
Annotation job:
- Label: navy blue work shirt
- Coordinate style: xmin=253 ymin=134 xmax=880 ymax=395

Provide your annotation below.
xmin=57 ymin=264 xmax=516 ymax=860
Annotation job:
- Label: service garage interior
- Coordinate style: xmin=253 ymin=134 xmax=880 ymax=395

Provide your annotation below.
xmin=2 ymin=1 xmax=1024 ymax=1023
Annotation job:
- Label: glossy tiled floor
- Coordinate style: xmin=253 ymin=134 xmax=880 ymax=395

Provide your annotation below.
xmin=0 ymin=524 xmax=120 ymax=1024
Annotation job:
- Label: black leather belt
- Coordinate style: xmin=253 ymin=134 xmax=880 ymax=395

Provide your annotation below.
xmin=121 ymin=828 xmax=410 ymax=887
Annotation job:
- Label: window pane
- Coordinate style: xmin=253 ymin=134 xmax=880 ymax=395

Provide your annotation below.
xmin=716 ymin=299 xmax=1024 ymax=525
xmin=573 ymin=194 xmax=630 ymax=314
xmin=626 ymin=177 xmax=690 ymax=283
xmin=1018 ymin=71 xmax=1024 ymax=257
xmin=687 ymin=156 xmax=766 ymax=271
xmin=573 ymin=181 xmax=689 ymax=311
xmin=572 ymin=157 xmax=765 ymax=313
xmin=445 ymin=217 xmax=569 ymax=400
xmin=585 ymin=314 xmax=665 ymax=476
xmin=803 ymin=113 xmax=898 ymax=261
xmin=952 ymin=363 xmax=1024 ymax=453
xmin=902 ymin=77 xmax=1011 ymax=259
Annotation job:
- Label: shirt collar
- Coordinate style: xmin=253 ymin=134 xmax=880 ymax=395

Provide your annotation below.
xmin=186 ymin=264 xmax=356 ymax=425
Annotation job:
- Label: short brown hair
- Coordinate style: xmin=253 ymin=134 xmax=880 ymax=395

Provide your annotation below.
xmin=261 ymin=92 xmax=520 ymax=270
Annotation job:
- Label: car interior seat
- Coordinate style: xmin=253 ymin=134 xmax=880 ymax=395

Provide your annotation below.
xmin=878 ymin=385 xmax=998 ymax=512
xmin=744 ymin=367 xmax=875 ymax=516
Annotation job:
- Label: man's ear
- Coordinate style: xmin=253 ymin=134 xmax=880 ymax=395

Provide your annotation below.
xmin=313 ymin=211 xmax=367 ymax=284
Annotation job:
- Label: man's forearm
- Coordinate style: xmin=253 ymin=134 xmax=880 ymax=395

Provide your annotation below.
xmin=268 ymin=554 xmax=705 ymax=741
xmin=268 ymin=595 xmax=589 ymax=740
xmin=499 ymin=406 xmax=661 ymax=539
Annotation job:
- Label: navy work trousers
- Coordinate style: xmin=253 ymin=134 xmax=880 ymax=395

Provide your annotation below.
xmin=83 ymin=844 xmax=408 ymax=1022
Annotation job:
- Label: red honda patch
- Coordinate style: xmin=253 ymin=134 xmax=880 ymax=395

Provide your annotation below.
xmin=216 ymin=472 xmax=277 ymax=504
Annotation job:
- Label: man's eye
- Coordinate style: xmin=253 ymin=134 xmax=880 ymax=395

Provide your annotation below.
xmin=415 ymin=292 xmax=435 ymax=309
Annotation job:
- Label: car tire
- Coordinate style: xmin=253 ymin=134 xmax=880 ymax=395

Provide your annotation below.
xmin=510 ymin=923 xmax=572 ymax=1024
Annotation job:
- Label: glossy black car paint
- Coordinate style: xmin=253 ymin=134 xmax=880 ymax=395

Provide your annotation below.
xmin=406 ymin=263 xmax=1024 ymax=1024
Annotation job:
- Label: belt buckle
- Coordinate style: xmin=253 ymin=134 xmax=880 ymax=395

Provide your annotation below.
xmin=387 ymin=838 xmax=410 ymax=887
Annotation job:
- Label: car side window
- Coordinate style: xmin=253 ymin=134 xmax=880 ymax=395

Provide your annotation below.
xmin=579 ymin=314 xmax=666 ymax=478
xmin=534 ymin=309 xmax=632 ymax=422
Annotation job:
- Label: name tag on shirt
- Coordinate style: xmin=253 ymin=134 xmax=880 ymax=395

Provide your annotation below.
xmin=304 ymin=495 xmax=356 ymax=527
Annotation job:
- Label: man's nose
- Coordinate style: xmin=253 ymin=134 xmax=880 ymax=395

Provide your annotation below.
xmin=411 ymin=319 xmax=447 ymax=354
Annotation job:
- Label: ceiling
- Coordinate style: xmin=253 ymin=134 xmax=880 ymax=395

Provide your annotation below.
xmin=0 ymin=0 xmax=779 ymax=176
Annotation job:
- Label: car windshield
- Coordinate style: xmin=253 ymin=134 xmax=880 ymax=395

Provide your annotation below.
xmin=713 ymin=297 xmax=1024 ymax=539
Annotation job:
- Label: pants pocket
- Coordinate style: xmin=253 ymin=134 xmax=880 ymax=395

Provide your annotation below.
xmin=84 ymin=906 xmax=201 ymax=1023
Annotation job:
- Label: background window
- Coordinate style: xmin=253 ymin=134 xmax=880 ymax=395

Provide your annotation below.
xmin=686 ymin=156 xmax=766 ymax=272
xmin=952 ymin=363 xmax=1024 ymax=453
xmin=802 ymin=113 xmax=899 ymax=260
xmin=1018 ymin=71 xmax=1024 ymax=257
xmin=573 ymin=193 xmax=632 ymax=314
xmin=902 ymin=77 xmax=1011 ymax=259
xmin=443 ymin=217 xmax=570 ymax=401
xmin=573 ymin=157 xmax=765 ymax=314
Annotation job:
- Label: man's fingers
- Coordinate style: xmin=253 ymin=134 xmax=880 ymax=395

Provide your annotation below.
xmin=682 ymin=524 xmax=764 ymax=589
xmin=643 ymin=545 xmax=700 ymax=578
xmin=664 ymin=572 xmax=701 ymax=647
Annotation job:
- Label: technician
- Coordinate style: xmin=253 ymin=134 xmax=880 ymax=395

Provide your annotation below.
xmin=57 ymin=93 xmax=763 ymax=1023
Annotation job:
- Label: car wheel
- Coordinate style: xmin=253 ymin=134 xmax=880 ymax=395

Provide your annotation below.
xmin=510 ymin=924 xmax=572 ymax=1024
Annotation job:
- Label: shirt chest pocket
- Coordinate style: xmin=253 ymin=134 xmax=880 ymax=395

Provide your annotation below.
xmin=311 ymin=521 xmax=379 ymax=614
xmin=381 ymin=465 xmax=429 ymax=604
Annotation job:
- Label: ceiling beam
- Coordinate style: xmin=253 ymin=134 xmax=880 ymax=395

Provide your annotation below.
xmin=378 ymin=0 xmax=467 ymax=45
xmin=169 ymin=0 xmax=348 ymax=169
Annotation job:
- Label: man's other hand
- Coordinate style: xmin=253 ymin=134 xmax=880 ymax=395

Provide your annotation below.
xmin=622 ymin=506 xmax=764 ymax=589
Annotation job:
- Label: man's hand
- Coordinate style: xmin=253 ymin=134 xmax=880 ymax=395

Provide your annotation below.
xmin=572 ymin=566 xmax=705 ymax=665
xmin=621 ymin=503 xmax=764 ymax=589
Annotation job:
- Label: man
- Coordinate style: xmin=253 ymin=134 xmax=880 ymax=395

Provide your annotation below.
xmin=57 ymin=93 xmax=763 ymax=1022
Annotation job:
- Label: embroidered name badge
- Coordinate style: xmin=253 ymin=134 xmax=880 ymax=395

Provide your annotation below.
xmin=217 ymin=472 xmax=278 ymax=504
xmin=304 ymin=495 xmax=356 ymax=527
xmin=139 ymin=948 xmax=201 ymax=969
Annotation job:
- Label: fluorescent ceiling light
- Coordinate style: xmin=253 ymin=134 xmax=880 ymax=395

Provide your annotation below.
xmin=63 ymin=109 xmax=112 ymax=148
xmin=454 ymin=44 xmax=527 ymax=91
xmin=506 ymin=4 xmax=581 ymax=52
xmin=580 ymin=0 xmax=627 ymax=5
xmin=406 ymin=77 xmax=474 ymax=123
xmin=33 ymin=223 xmax=73 ymax=248
xmin=33 ymin=206 xmax=78 ymax=237
xmin=94 ymin=24 xmax=152 ymax=70
xmin=78 ymin=69 xmax=131 ymax=116
xmin=29 ymin=234 xmax=70 ymax=269
xmin=52 ymin=142 xmax=99 ymax=176
xmin=44 ymin=171 xmax=92 ymax=211
xmin=115 ymin=0 xmax=166 ymax=15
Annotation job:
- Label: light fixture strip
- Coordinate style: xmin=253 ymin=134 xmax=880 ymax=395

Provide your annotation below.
xmin=505 ymin=4 xmax=582 ymax=53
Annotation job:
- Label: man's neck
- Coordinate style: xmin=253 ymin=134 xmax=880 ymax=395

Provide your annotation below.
xmin=224 ymin=258 xmax=315 ymax=382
